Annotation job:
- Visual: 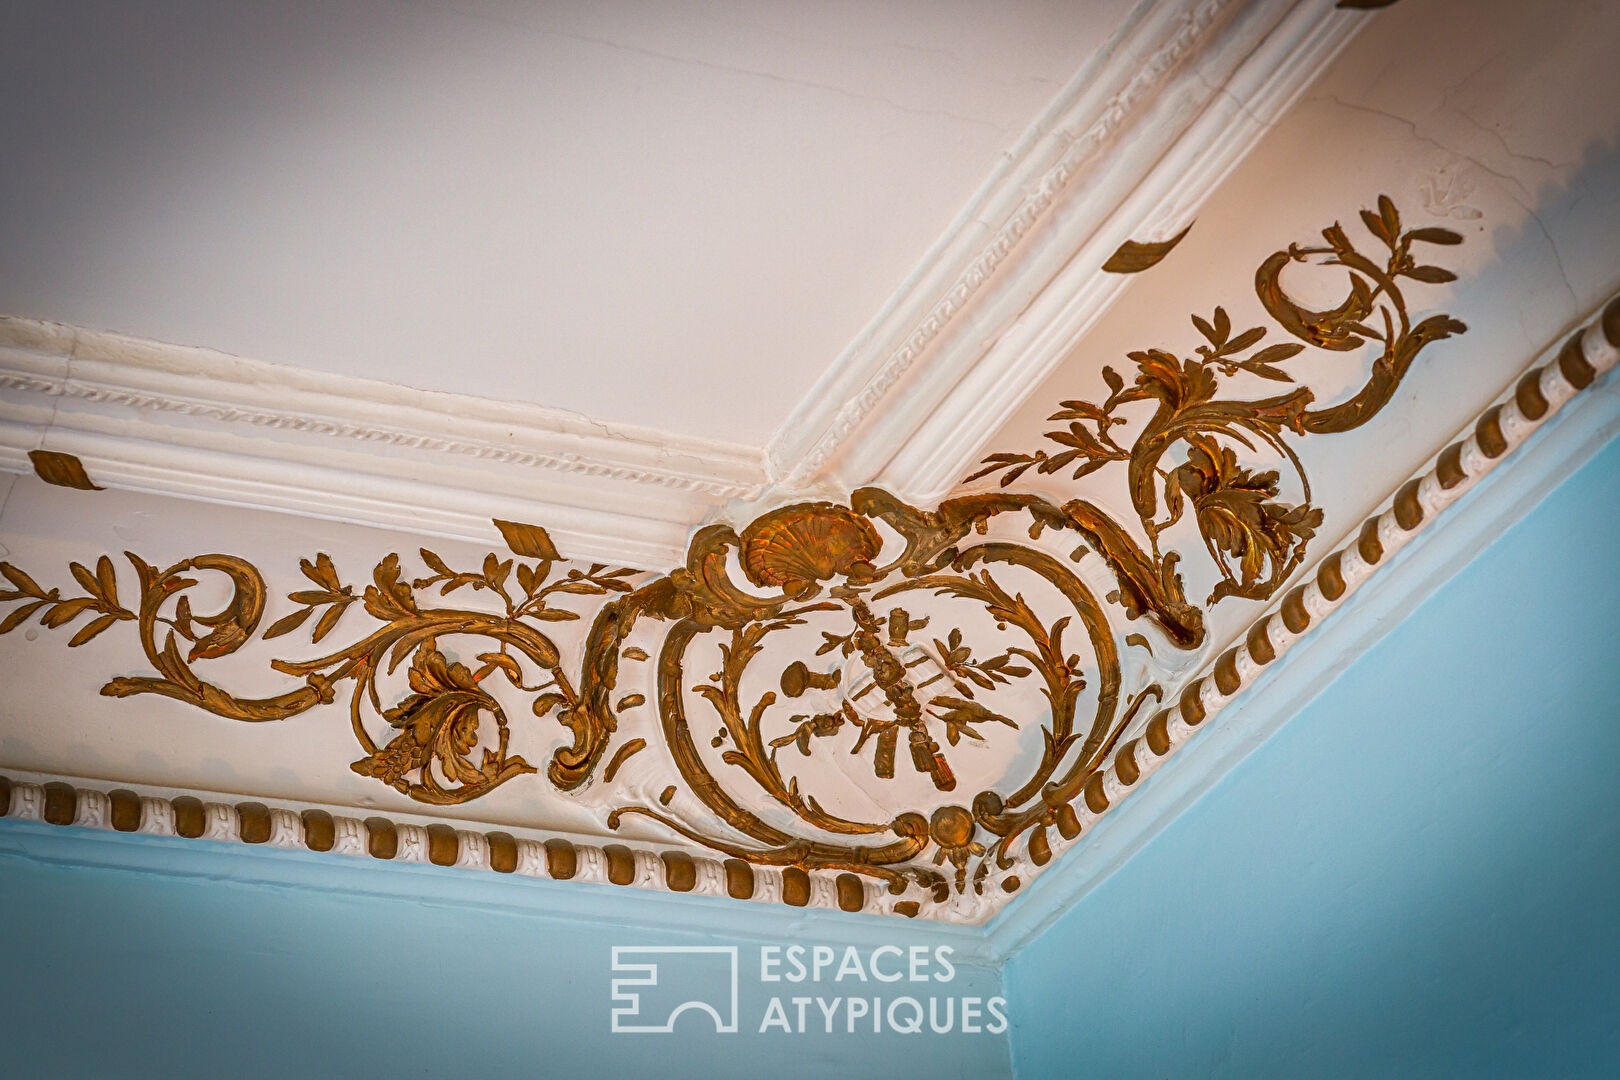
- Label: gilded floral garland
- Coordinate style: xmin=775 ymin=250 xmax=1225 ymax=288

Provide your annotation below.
xmin=0 ymin=196 xmax=1466 ymax=910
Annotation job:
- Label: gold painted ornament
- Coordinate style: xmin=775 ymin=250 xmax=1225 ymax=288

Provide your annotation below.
xmin=0 ymin=196 xmax=1468 ymax=912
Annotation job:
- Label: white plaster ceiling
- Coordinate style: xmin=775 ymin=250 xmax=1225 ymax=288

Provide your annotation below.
xmin=0 ymin=0 xmax=1135 ymax=444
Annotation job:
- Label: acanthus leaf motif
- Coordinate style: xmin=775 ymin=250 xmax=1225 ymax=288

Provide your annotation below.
xmin=351 ymin=642 xmax=535 ymax=802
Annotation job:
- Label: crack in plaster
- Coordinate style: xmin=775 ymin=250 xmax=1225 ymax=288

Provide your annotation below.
xmin=1313 ymin=93 xmax=1582 ymax=311
xmin=1318 ymin=95 xmax=1529 ymax=197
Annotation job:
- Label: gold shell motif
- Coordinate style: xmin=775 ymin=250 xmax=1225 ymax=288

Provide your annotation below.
xmin=738 ymin=502 xmax=882 ymax=597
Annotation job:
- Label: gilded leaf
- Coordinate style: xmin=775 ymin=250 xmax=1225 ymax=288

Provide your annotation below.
xmin=482 ymin=553 xmax=511 ymax=591
xmin=1404 ymin=265 xmax=1457 ymax=284
xmin=311 ymin=601 xmax=349 ymax=643
xmin=262 ymin=606 xmax=314 ymax=640
xmin=1192 ymin=311 xmax=1219 ymax=346
xmin=475 ymin=651 xmax=525 ymax=686
xmin=28 ymin=450 xmax=102 ymax=490
xmin=1 ymin=562 xmax=46 ymax=596
xmin=602 ymin=738 xmax=647 ymax=782
xmin=1248 ymin=342 xmax=1306 ymax=368
xmin=187 ymin=622 xmax=247 ymax=662
xmin=1239 ymin=361 xmax=1293 ymax=382
xmin=1407 ymin=226 xmax=1463 ymax=245
xmin=531 ymin=692 xmax=568 ymax=719
xmin=0 ymin=599 xmax=48 ymax=634
xmin=1045 ymin=424 xmax=1107 ymax=456
xmin=1378 ymin=194 xmax=1400 ymax=239
xmin=1102 ymin=223 xmax=1193 ymax=273
xmin=1224 ymin=326 xmax=1266 ymax=355
xmin=363 ymin=554 xmax=418 ymax=621
xmin=70 ymin=561 xmax=99 ymax=598
xmin=125 ymin=553 xmax=157 ymax=592
xmin=493 ymin=519 xmax=563 ymax=561
xmin=68 ymin=613 xmax=120 ymax=647
xmin=42 ymin=596 xmax=97 ymax=628
xmin=300 ymin=553 xmax=342 ymax=590
xmin=1359 ymin=207 xmax=1392 ymax=244
xmin=525 ymin=608 xmax=581 ymax=621
xmin=95 ymin=556 xmax=119 ymax=606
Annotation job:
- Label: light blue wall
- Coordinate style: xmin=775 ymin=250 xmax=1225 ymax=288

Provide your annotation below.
xmin=1004 ymin=435 xmax=1620 ymax=1079
xmin=5 ymin=445 xmax=1617 ymax=1080
xmin=0 ymin=833 xmax=1011 ymax=1078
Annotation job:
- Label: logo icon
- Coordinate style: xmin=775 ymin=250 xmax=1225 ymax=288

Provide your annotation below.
xmin=610 ymin=946 xmax=739 ymax=1033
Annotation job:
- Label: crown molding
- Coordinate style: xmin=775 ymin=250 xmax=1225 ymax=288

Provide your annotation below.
xmin=0 ymin=0 xmax=1369 ymax=567
xmin=763 ymin=0 xmax=1366 ymax=497
xmin=4 ymin=297 xmax=1613 ymax=941
xmin=0 ymin=317 xmax=764 ymax=568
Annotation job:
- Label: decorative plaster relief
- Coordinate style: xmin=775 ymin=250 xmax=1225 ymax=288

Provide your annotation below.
xmin=0 ymin=2 xmax=1367 ymax=568
xmin=0 ymin=317 xmax=764 ymax=569
xmin=11 ymin=198 xmax=1596 ymax=925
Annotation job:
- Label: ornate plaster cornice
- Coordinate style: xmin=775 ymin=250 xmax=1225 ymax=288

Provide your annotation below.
xmin=2 ymin=290 xmax=1615 ymax=928
xmin=0 ymin=1 xmax=1368 ymax=568
xmin=765 ymin=0 xmax=1365 ymax=494
xmin=0 ymin=317 xmax=764 ymax=568
xmin=4 ymin=191 xmax=1613 ymax=923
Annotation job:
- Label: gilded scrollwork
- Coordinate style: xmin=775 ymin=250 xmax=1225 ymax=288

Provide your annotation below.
xmin=2 ymin=545 xmax=642 ymax=805
xmin=0 ymin=196 xmax=1466 ymax=912
xmin=968 ymin=194 xmax=1465 ymax=645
